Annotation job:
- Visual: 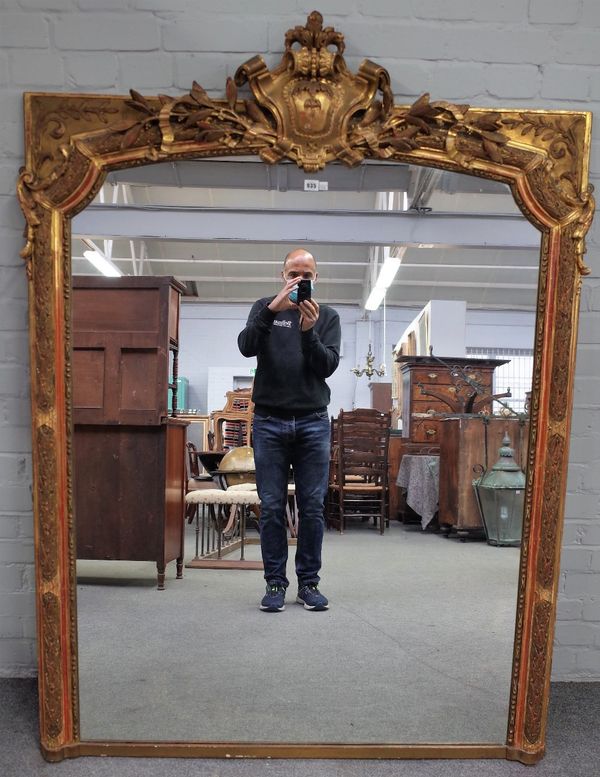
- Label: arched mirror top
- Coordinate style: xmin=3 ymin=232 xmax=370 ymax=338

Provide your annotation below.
xmin=19 ymin=10 xmax=593 ymax=246
xmin=16 ymin=10 xmax=595 ymax=765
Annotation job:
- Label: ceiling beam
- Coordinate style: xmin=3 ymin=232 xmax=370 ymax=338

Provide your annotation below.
xmin=71 ymin=256 xmax=372 ymax=266
xmin=179 ymin=295 xmax=537 ymax=311
xmin=72 ymin=255 xmax=540 ymax=272
xmin=97 ymin=272 xmax=534 ymax=290
xmin=106 ymin=159 xmax=413 ymax=192
xmin=106 ymin=161 xmax=509 ymax=196
xmin=73 ymin=205 xmax=540 ymax=249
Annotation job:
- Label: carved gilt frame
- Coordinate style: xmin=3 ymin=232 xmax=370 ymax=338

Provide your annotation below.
xmin=17 ymin=11 xmax=594 ymax=765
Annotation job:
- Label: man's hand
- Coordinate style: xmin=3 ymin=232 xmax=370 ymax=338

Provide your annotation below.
xmin=267 ymin=276 xmax=299 ymax=313
xmin=267 ymin=276 xmax=319 ymax=330
xmin=298 ymin=299 xmax=319 ymax=331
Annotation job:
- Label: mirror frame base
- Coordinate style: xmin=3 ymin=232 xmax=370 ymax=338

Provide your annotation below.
xmin=41 ymin=742 xmax=546 ymax=764
xmin=506 ymin=746 xmax=545 ymax=765
xmin=45 ymin=742 xmax=511 ymax=762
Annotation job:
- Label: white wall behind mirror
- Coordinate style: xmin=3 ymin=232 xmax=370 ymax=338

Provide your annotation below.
xmin=69 ymin=158 xmax=540 ymax=744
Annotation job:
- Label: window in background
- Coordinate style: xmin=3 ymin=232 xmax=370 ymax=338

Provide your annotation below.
xmin=466 ymin=347 xmax=534 ymax=414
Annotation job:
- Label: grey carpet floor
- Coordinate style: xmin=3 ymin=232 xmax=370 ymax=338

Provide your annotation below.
xmin=75 ymin=522 xmax=520 ymax=744
xmin=2 ymin=679 xmax=599 ymax=776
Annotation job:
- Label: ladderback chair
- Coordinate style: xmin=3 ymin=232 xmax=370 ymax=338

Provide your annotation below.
xmin=328 ymin=408 xmax=391 ymax=534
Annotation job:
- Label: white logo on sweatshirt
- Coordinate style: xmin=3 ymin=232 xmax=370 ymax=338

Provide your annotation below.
xmin=274 ymin=320 xmax=292 ymax=328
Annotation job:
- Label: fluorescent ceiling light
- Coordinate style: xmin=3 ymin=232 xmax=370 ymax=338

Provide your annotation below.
xmin=364 ymin=247 xmax=404 ymax=310
xmin=365 ymin=285 xmax=387 ymax=311
xmin=375 ymin=255 xmax=401 ymax=289
xmin=83 ymin=249 xmax=122 ymax=277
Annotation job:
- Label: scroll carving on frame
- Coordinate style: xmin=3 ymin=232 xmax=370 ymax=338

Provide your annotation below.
xmin=16 ymin=10 xmax=594 ymax=765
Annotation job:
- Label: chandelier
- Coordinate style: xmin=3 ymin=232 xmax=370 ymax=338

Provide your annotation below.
xmin=350 ymin=344 xmax=386 ymax=378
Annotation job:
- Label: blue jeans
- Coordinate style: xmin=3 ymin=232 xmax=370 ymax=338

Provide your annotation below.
xmin=252 ymin=411 xmax=331 ymax=588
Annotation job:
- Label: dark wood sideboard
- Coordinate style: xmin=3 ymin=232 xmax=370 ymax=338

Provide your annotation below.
xmin=72 ymin=276 xmax=188 ymax=589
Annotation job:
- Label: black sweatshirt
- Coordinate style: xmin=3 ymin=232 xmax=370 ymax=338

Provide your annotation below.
xmin=237 ymin=296 xmax=341 ymax=414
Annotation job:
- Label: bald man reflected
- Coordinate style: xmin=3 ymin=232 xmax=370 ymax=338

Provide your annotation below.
xmin=238 ymin=248 xmax=341 ymax=612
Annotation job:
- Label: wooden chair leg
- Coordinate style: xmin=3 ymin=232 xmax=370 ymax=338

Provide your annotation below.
xmin=222 ymin=504 xmax=239 ymax=540
xmin=385 ymin=489 xmax=390 ymax=529
xmin=186 ymin=501 xmax=196 ymax=524
xmin=329 ymin=490 xmax=337 ymax=531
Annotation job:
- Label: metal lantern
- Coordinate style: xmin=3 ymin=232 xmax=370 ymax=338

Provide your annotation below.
xmin=473 ymin=432 xmax=526 ymax=547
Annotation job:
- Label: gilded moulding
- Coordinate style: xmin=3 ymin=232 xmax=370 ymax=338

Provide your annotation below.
xmin=16 ymin=10 xmax=594 ymax=764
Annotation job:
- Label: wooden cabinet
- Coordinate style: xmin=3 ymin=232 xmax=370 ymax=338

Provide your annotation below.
xmin=395 ymin=356 xmax=508 ymax=452
xmin=72 ymin=276 xmax=188 ymax=589
xmin=438 ymin=415 xmax=530 ymax=535
xmin=369 ymin=382 xmax=392 ymax=414
xmin=74 ymin=421 xmax=188 ymax=581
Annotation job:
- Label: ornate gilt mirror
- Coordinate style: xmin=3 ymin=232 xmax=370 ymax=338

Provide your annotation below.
xmin=18 ymin=11 xmax=594 ymax=765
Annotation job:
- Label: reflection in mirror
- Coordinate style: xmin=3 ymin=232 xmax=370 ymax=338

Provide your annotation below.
xmin=70 ymin=159 xmax=540 ymax=744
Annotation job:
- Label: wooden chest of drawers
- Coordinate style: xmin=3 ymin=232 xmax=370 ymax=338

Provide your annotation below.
xmin=396 ymin=356 xmax=508 ymax=451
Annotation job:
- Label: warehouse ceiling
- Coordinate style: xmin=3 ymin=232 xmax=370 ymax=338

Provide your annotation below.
xmin=71 ymin=158 xmax=541 ymax=311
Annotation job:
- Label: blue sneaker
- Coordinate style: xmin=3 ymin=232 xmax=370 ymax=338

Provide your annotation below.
xmin=260 ymin=584 xmax=286 ymax=612
xmin=296 ymin=584 xmax=329 ymax=611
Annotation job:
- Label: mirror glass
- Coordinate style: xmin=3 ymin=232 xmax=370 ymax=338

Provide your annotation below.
xmin=70 ymin=158 xmax=540 ymax=743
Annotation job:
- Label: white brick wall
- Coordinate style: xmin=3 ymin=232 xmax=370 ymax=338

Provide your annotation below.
xmin=0 ymin=2 xmax=599 ymax=680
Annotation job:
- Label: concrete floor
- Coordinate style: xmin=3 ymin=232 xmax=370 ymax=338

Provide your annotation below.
xmin=75 ymin=521 xmax=520 ymax=745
